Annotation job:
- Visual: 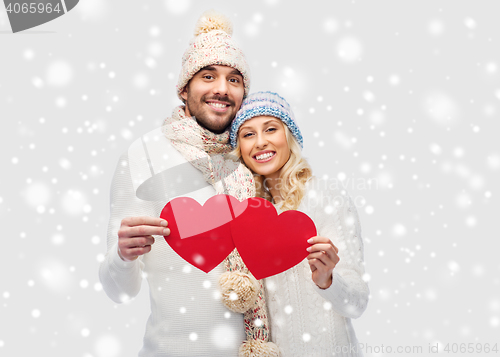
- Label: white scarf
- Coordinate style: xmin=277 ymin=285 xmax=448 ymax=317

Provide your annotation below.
xmin=163 ymin=106 xmax=279 ymax=356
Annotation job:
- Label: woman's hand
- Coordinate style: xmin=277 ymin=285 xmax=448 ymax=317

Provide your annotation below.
xmin=306 ymin=236 xmax=340 ymax=289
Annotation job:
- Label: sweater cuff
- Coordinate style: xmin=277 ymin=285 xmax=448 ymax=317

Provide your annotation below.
xmin=313 ymin=270 xmax=348 ymax=304
xmin=110 ymin=243 xmax=140 ymax=270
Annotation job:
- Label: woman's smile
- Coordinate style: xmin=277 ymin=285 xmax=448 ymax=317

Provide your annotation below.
xmin=253 ymin=150 xmax=276 ymax=162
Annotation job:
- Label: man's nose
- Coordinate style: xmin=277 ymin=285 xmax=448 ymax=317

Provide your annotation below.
xmin=212 ymin=77 xmax=228 ymax=96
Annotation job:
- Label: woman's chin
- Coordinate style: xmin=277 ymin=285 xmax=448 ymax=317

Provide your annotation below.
xmin=262 ymin=171 xmax=281 ymax=181
xmin=247 ymin=165 xmax=270 ymax=177
xmin=244 ymin=161 xmax=281 ymax=179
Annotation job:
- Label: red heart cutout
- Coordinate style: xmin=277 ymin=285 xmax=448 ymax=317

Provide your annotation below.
xmin=160 ymin=195 xmax=248 ymax=273
xmin=230 ymin=197 xmax=317 ymax=280
xmin=160 ymin=195 xmax=317 ymax=279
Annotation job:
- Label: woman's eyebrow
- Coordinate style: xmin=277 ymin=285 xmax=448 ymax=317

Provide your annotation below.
xmin=240 ymin=119 xmax=280 ymax=131
xmin=262 ymin=119 xmax=280 ymax=125
xmin=239 ymin=124 xmax=253 ymax=131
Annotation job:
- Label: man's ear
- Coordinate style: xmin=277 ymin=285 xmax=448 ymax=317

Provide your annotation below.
xmin=180 ymin=87 xmax=188 ymax=101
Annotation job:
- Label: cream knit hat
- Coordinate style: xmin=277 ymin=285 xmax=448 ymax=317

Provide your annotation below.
xmin=176 ymin=10 xmax=251 ymax=102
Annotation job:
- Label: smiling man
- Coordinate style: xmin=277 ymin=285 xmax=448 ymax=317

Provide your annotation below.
xmin=181 ymin=65 xmax=245 ymax=134
xmin=98 ymin=11 xmax=262 ymax=357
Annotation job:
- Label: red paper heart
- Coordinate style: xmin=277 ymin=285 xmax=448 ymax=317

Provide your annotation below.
xmin=160 ymin=195 xmax=317 ymax=279
xmin=160 ymin=195 xmax=247 ymax=273
xmin=230 ymin=197 xmax=317 ymax=280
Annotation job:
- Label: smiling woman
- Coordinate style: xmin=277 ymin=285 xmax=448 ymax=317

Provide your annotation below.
xmin=230 ymin=91 xmax=309 ymax=209
xmin=228 ymin=91 xmax=370 ymax=356
xmin=238 ymin=116 xmax=290 ymax=181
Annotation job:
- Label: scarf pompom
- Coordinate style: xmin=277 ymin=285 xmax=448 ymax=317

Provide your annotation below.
xmin=219 ymin=271 xmax=259 ymax=313
xmin=239 ymin=340 xmax=280 ymax=357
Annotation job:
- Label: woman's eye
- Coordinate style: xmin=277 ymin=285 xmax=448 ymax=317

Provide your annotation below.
xmin=267 ymin=127 xmax=277 ymax=132
xmin=242 ymin=132 xmax=253 ymax=138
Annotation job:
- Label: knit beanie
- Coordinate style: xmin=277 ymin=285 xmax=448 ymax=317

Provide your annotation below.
xmin=230 ymin=91 xmax=304 ymax=148
xmin=177 ymin=10 xmax=251 ymax=102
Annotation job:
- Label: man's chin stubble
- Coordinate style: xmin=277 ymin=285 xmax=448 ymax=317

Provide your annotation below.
xmin=195 ymin=118 xmax=229 ymax=134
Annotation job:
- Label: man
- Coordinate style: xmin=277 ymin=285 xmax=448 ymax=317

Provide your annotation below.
xmin=99 ymin=11 xmax=253 ymax=356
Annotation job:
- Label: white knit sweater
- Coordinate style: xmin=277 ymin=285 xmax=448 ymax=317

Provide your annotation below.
xmin=99 ymin=128 xmax=246 ymax=357
xmin=265 ymin=178 xmax=369 ymax=357
xmin=99 ymin=128 xmax=368 ymax=356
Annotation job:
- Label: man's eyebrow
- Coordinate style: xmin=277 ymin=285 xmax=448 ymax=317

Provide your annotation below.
xmin=230 ymin=69 xmax=242 ymax=76
xmin=200 ymin=66 xmax=216 ymax=71
xmin=198 ymin=66 xmax=242 ymax=76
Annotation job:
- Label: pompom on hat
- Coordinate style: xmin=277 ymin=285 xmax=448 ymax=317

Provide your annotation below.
xmin=230 ymin=91 xmax=304 ymax=148
xmin=177 ymin=10 xmax=250 ymax=101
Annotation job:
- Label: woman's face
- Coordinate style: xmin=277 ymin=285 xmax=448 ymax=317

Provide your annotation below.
xmin=238 ymin=116 xmax=290 ymax=180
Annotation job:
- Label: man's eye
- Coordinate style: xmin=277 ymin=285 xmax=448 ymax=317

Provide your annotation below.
xmin=203 ymin=75 xmax=214 ymax=80
xmin=229 ymin=78 xmax=240 ymax=83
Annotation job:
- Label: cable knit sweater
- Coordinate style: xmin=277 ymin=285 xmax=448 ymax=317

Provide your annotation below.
xmin=99 ymin=127 xmax=246 ymax=357
xmin=100 ymin=127 xmax=368 ymax=357
xmin=265 ymin=178 xmax=369 ymax=357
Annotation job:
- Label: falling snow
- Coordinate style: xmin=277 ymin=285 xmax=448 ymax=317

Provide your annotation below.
xmin=1 ymin=2 xmax=498 ymax=357
xmin=337 ymin=36 xmax=363 ymax=63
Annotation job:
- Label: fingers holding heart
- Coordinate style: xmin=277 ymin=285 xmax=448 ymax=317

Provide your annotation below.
xmin=118 ymin=235 xmax=156 ymax=261
xmin=122 ymin=236 xmax=156 ymax=249
xmin=306 ymin=236 xmax=340 ymax=289
xmin=117 ymin=216 xmax=168 ymax=261
xmin=307 ymin=249 xmax=339 ymax=268
xmin=306 ymin=236 xmax=339 ymax=266
xmin=120 ymin=217 xmax=170 ymax=238
xmin=125 ymin=243 xmax=153 ymax=257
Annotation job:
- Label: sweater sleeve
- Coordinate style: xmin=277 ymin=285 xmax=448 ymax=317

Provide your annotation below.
xmin=98 ymin=152 xmax=146 ymax=304
xmin=311 ymin=189 xmax=370 ymax=319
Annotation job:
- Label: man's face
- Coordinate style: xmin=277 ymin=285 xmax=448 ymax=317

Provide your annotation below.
xmin=181 ymin=65 xmax=245 ymax=134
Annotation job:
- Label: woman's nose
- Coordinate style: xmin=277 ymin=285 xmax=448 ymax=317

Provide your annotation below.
xmin=255 ymin=133 xmax=268 ymax=148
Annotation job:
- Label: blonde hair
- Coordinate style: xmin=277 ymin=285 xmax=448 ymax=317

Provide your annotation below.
xmin=230 ymin=124 xmax=313 ymax=211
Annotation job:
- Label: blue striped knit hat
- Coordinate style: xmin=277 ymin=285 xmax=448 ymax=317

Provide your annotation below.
xmin=230 ymin=91 xmax=303 ymax=148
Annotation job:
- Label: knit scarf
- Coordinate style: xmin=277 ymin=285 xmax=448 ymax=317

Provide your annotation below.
xmin=163 ymin=106 xmax=279 ymax=356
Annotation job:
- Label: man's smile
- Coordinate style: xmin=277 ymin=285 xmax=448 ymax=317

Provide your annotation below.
xmin=206 ymin=100 xmax=230 ymax=112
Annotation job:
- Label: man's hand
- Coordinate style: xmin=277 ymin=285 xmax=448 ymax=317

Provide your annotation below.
xmin=306 ymin=236 xmax=340 ymax=289
xmin=117 ymin=217 xmax=170 ymax=262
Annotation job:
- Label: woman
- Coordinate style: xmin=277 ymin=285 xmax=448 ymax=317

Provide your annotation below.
xmin=229 ymin=91 xmax=370 ymax=357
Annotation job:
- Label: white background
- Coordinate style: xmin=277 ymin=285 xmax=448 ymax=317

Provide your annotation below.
xmin=1 ymin=0 xmax=499 ymax=356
